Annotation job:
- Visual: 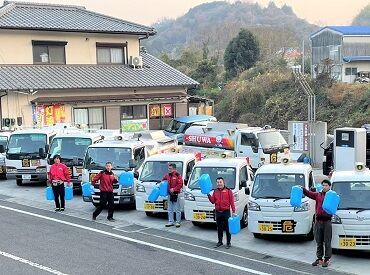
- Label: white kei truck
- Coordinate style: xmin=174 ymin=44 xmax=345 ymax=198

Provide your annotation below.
xmin=248 ymin=159 xmax=316 ymax=239
xmin=180 ymin=122 xmax=289 ymax=170
xmin=135 ymin=153 xmax=196 ymax=216
xmin=4 ymin=128 xmax=58 ymax=186
xmin=82 ymin=131 xmax=178 ymax=206
xmin=184 ymin=158 xmax=254 ymax=227
xmin=330 ymin=163 xmax=370 ymax=251
xmin=47 ymin=130 xmax=103 ymax=192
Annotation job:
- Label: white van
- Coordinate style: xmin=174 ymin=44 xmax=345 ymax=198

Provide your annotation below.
xmin=184 ymin=158 xmax=253 ymax=227
xmin=248 ymin=161 xmax=315 ymax=239
xmin=135 ymin=153 xmax=196 ymax=216
xmin=331 ymin=164 xmax=370 ymax=251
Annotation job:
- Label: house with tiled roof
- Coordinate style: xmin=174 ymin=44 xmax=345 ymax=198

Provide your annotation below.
xmin=0 ymin=1 xmax=201 ymax=130
xmin=311 ymin=26 xmax=370 ymax=83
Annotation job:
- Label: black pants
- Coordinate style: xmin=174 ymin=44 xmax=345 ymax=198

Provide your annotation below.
xmin=93 ymin=191 xmax=114 ymax=219
xmin=216 ymin=210 xmax=231 ymax=244
xmin=52 ymin=184 xmax=65 ymax=209
xmin=315 ymin=220 xmax=332 ymax=259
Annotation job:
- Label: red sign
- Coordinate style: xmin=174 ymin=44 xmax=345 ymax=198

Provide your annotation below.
xmin=162 ymin=104 xmax=173 ymax=117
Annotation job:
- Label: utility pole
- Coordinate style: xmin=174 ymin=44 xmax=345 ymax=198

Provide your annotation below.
xmin=302 ymin=40 xmax=305 ymax=74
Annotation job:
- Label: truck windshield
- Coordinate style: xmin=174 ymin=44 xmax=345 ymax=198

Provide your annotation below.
xmin=257 ymin=131 xmax=287 ymax=149
xmin=332 ymin=181 xmax=370 ymax=210
xmin=252 ymin=173 xmax=305 ymax=199
xmin=7 ymin=134 xmax=47 ymax=154
xmin=165 ymin=119 xmax=188 ymax=134
xmin=84 ymin=147 xmax=131 ymax=170
xmin=140 ymin=161 xmax=183 ymax=182
xmin=0 ymin=136 xmax=8 ymax=150
xmin=188 ymin=167 xmax=236 ymax=190
xmin=49 ymin=137 xmax=92 ymax=161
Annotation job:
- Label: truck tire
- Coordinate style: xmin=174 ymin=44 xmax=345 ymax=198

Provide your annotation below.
xmin=145 ymin=211 xmax=154 ymax=217
xmin=16 ymin=179 xmax=22 ymax=186
xmin=253 ymin=233 xmax=262 ymax=239
xmin=241 ymin=207 xmax=248 ymax=228
xmin=92 ymin=202 xmax=99 ymax=208
xmin=192 ymin=221 xmax=201 ymax=226
xmin=306 ymin=221 xmax=315 ymax=241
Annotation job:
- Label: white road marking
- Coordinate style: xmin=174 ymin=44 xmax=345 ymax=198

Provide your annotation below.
xmin=0 ymin=250 xmax=68 ymax=275
xmin=0 ymin=204 xmax=270 ymax=275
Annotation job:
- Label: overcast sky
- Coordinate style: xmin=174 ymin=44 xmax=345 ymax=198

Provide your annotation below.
xmin=1 ymin=0 xmax=368 ymax=26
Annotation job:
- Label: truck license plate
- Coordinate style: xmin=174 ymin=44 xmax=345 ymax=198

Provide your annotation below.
xmin=339 ymin=238 xmax=356 ymax=248
xmin=258 ymin=224 xmax=273 ymax=232
xmin=163 ymin=200 xmax=168 ymax=210
xmin=144 ymin=203 xmax=155 ymax=210
xmin=22 ymin=174 xmax=31 ymax=180
xmin=193 ymin=212 xmax=206 ymax=220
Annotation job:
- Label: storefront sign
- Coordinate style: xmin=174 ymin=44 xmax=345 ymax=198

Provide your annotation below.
xmin=292 ymin=122 xmax=309 ymax=151
xmin=162 ymin=104 xmax=173 ymax=117
xmin=33 ymin=104 xmax=66 ymax=126
xmin=149 ymin=105 xmax=161 ymax=118
xmin=121 ymin=119 xmax=148 ymax=132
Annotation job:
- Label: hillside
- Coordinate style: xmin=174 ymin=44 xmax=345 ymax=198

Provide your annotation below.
xmin=352 ymin=4 xmax=370 ymax=25
xmin=144 ymin=1 xmax=318 ymax=58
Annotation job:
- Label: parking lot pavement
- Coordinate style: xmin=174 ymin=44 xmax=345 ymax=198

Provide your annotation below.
xmin=0 ymin=178 xmax=369 ymax=275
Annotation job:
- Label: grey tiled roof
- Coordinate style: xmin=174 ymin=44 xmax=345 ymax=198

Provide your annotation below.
xmin=0 ymin=53 xmax=199 ymax=91
xmin=0 ymin=1 xmax=155 ymax=35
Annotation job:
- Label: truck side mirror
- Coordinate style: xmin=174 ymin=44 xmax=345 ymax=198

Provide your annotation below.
xmin=251 ymin=145 xmax=258 ymax=154
xmin=0 ymin=145 xmax=4 ymax=153
xmin=39 ymin=148 xmax=46 ymax=158
xmin=240 ymin=180 xmax=247 ymax=188
xmin=45 ymin=144 xmax=50 ymax=154
xmin=245 ymin=187 xmax=250 ymax=195
xmin=129 ymin=159 xmax=137 ymax=169
xmin=134 ymin=171 xmax=139 ymax=179
xmin=184 ymin=178 xmax=189 ymax=186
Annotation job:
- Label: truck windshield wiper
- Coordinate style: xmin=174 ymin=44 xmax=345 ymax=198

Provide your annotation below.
xmin=255 ymin=196 xmax=281 ymax=199
xmin=338 ymin=207 xmax=365 ymax=211
xmin=356 ymin=208 xmax=370 ymax=213
xmin=273 ymin=197 xmax=289 ymax=202
xmin=143 ymin=179 xmax=161 ymax=183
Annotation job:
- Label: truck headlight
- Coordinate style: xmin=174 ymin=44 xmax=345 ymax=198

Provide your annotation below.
xmin=121 ymin=187 xmax=133 ymax=195
xmin=294 ymin=202 xmax=310 ymax=212
xmin=248 ymin=201 xmax=261 ymax=211
xmin=36 ymin=167 xmax=47 ymax=173
xmin=331 ymin=214 xmax=342 ymax=224
xmin=6 ymin=167 xmax=17 ymax=173
xmin=184 ymin=191 xmax=195 ymax=201
xmin=136 ymin=184 xmax=145 ymax=192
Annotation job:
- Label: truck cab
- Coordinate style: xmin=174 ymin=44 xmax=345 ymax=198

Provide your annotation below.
xmin=135 ymin=153 xmax=196 ymax=216
xmin=184 ymin=158 xmax=253 ymax=227
xmin=248 ymin=160 xmax=315 ymax=239
xmin=330 ymin=164 xmax=370 ymax=251
xmin=5 ymin=128 xmax=57 ymax=186
xmin=47 ymin=131 xmax=103 ymax=191
xmin=164 ymin=115 xmax=217 ymax=144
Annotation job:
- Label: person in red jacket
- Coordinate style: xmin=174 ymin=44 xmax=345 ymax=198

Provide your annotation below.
xmin=92 ymin=162 xmax=118 ymax=221
xmin=302 ymin=179 xmax=333 ymax=268
xmin=208 ymin=177 xmax=236 ymax=249
xmin=163 ymin=163 xmax=183 ymax=228
xmin=48 ymin=155 xmax=71 ymax=212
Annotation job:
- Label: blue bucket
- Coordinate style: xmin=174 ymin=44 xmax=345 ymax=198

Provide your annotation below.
xmin=45 ymin=186 xmax=54 ymax=201
xmin=148 ymin=187 xmax=160 ymax=202
xmin=322 ymin=190 xmax=340 ymax=215
xmin=228 ymin=215 xmax=241 ymax=235
xmin=82 ymin=182 xmax=93 ymax=197
xmin=119 ymin=171 xmax=134 ymax=187
xmin=65 ymin=185 xmax=73 ymax=200
xmin=159 ymin=180 xmax=168 ymax=197
xmin=199 ymin=174 xmax=212 ymax=195
xmin=290 ymin=185 xmax=303 ymax=207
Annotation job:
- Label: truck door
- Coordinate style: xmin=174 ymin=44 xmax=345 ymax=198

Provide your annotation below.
xmin=184 ymin=160 xmax=195 ymax=186
xmin=237 ymin=133 xmax=260 ymax=168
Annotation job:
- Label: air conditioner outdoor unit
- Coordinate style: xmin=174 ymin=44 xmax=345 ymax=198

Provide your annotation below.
xmin=130 ymin=56 xmax=143 ymax=69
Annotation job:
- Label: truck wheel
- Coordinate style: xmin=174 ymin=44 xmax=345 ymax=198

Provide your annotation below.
xmin=306 ymin=222 xmax=315 ymax=241
xmin=92 ymin=202 xmax=99 ymax=208
xmin=16 ymin=179 xmax=22 ymax=186
xmin=241 ymin=207 xmax=248 ymax=228
xmin=192 ymin=221 xmax=201 ymax=226
xmin=253 ymin=233 xmax=262 ymax=239
xmin=145 ymin=211 xmax=154 ymax=217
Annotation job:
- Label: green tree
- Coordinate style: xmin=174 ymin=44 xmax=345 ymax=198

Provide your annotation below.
xmin=224 ymin=29 xmax=260 ymax=79
xmin=352 ymin=5 xmax=370 ymax=25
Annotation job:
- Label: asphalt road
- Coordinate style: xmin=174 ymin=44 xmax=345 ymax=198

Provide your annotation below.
xmin=0 ymin=197 xmax=349 ymax=275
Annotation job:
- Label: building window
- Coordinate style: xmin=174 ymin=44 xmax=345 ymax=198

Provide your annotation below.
xmin=121 ymin=105 xmax=147 ymax=120
xmin=32 ymin=41 xmax=67 ymax=64
xmin=345 ymin=67 xmax=357 ymax=76
xmin=96 ymin=43 xmax=126 ymax=64
xmin=149 ymin=103 xmax=174 ymax=130
xmin=74 ymin=107 xmax=104 ymax=129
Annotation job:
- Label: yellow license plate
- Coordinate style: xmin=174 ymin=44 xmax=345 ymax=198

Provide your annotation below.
xmin=144 ymin=203 xmax=155 ymax=210
xmin=193 ymin=212 xmax=206 ymax=220
xmin=89 ymin=173 xmax=97 ymax=182
xmin=258 ymin=224 xmax=273 ymax=232
xmin=163 ymin=200 xmax=168 ymax=210
xmin=339 ymin=238 xmax=356 ymax=248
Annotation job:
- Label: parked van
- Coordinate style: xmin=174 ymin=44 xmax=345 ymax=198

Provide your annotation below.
xmin=47 ymin=130 xmax=103 ymax=191
xmin=5 ymin=128 xmax=58 ymax=186
xmin=164 ymin=115 xmax=217 ymax=144
xmin=248 ymin=160 xmax=315 ymax=239
xmin=136 ymin=153 xmax=196 ymax=216
xmin=331 ymin=163 xmax=370 ymax=251
xmin=184 ymin=158 xmax=253 ymax=227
